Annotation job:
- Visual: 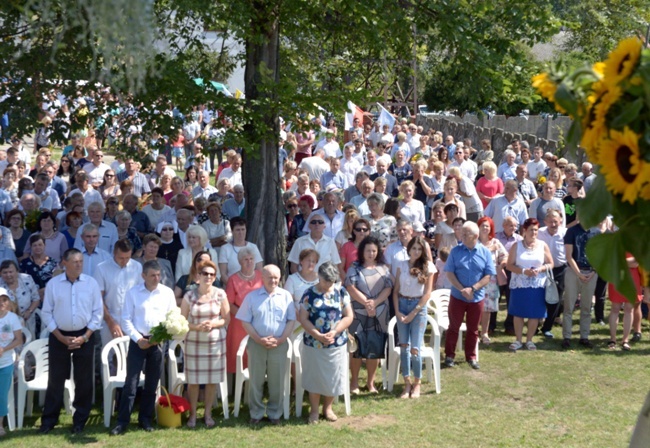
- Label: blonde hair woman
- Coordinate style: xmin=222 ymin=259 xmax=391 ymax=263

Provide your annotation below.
xmin=335 ymin=208 xmax=360 ymax=250
xmin=475 ymin=161 xmax=503 ymax=209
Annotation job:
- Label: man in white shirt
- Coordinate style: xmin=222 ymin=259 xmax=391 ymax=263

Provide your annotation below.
xmin=298 ymin=148 xmax=330 ymax=182
xmin=146 ymin=155 xmax=176 ymax=189
xmin=483 ymin=180 xmax=529 ymax=233
xmin=183 ymin=116 xmax=201 ymax=158
xmin=449 ymin=144 xmax=475 ymax=181
xmin=463 ymin=146 xmax=478 ymax=182
xmin=289 ymin=216 xmax=341 ymax=273
xmin=406 ymin=123 xmax=421 ymax=154
xmin=537 ymin=209 xmax=567 ymax=338
xmin=303 ymin=191 xmax=345 ymax=238
xmin=94 ymin=239 xmax=143 ymax=346
xmin=340 ymin=144 xmax=361 ymax=186
xmin=84 ymin=148 xmax=111 ymax=187
xmin=31 ymin=172 xmax=62 ymax=214
xmin=315 ymin=131 xmax=341 ymax=159
xmin=40 ymin=248 xmax=103 ymax=435
xmin=527 ymin=146 xmax=547 ymax=183
xmin=362 ymin=149 xmax=378 ymax=176
xmin=141 ymin=187 xmax=172 ymax=229
xmin=192 ymin=170 xmax=218 ymax=200
xmin=73 ymin=171 xmax=104 ymax=211
xmin=217 ymin=153 xmax=243 ymax=188
xmin=111 ymin=260 xmax=177 ymax=435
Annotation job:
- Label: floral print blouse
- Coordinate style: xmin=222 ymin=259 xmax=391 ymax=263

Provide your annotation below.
xmin=301 ymin=285 xmax=350 ymax=349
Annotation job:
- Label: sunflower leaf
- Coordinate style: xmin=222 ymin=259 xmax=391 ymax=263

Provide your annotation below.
xmin=576 ymin=171 xmax=612 ymax=228
xmin=620 ymin=219 xmax=650 ymax=276
xmin=610 ymin=97 xmax=644 ymax=128
xmin=585 ymin=232 xmax=638 ymax=304
xmin=553 ymin=83 xmax=579 ymax=117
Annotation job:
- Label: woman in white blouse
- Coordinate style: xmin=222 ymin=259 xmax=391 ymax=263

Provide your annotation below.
xmin=218 ymin=217 xmax=263 ymax=285
xmin=176 ymin=225 xmax=219 ymax=282
xmin=398 ymin=181 xmax=425 ymax=224
xmin=284 ymin=248 xmax=319 ymax=316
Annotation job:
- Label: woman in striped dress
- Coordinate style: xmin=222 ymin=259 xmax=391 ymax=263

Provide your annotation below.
xmin=181 ymin=260 xmax=230 ymax=428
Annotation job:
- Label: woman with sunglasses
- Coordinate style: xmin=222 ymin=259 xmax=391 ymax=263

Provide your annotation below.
xmin=175 ymin=251 xmax=215 ymax=304
xmin=99 ymin=169 xmax=121 ymax=201
xmin=181 ymin=260 xmax=230 ymax=428
xmin=338 ymin=218 xmax=371 ymax=282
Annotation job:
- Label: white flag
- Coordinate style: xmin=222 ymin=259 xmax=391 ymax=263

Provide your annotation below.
xmin=344 ymin=100 xmax=357 ymax=130
xmin=377 ymin=103 xmax=395 ymax=129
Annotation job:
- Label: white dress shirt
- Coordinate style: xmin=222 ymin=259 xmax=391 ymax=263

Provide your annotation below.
xmin=287 ymin=234 xmax=341 ymax=269
xmin=42 ymin=273 xmax=104 ymax=333
xmin=538 ymin=226 xmax=567 ymax=267
xmin=121 ymin=282 xmax=177 ymax=343
xmin=94 ymin=259 xmax=143 ymax=326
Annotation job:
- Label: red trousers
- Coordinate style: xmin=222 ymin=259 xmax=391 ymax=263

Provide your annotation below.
xmin=445 ymin=296 xmax=483 ymax=361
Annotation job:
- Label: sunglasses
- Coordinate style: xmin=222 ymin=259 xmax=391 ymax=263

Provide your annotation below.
xmin=287 ymin=204 xmax=298 ymax=208
xmin=354 ymin=227 xmax=369 ymax=232
xmin=310 ymin=220 xmax=325 ymax=225
xmin=161 ymin=227 xmax=173 ymax=231
xmin=61 ymin=159 xmax=70 ymax=163
xmin=201 ymin=271 xmax=216 ymax=277
xmin=105 ymin=174 xmax=114 ymax=177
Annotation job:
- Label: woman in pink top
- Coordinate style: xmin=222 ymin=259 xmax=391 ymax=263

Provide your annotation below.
xmin=476 ymin=161 xmax=503 ymax=209
xmin=338 ymin=218 xmax=371 ymax=281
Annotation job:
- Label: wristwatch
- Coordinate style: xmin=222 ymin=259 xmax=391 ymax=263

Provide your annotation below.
xmin=82 ymin=334 xmax=89 ymax=343
xmin=471 ymin=285 xmax=477 ymax=293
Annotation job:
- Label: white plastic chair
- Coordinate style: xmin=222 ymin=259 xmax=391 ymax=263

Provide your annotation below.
xmin=101 ymin=336 xmax=144 ymax=427
xmin=386 ymin=315 xmax=441 ymax=394
xmin=168 ymin=339 xmax=229 ymax=419
xmin=32 ymin=308 xmax=50 ymax=339
xmin=233 ymin=335 xmax=291 ymax=419
xmin=427 ymin=289 xmax=479 ymax=362
xmin=17 ymin=338 xmax=74 ymax=429
xmin=7 ymin=327 xmax=32 ymax=431
xmin=294 ymin=332 xmax=351 ymax=417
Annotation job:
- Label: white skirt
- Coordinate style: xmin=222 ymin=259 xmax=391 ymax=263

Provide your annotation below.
xmin=300 ymin=343 xmax=347 ymax=397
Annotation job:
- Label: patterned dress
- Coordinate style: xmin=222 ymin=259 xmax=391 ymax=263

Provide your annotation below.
xmin=183 ymin=287 xmax=227 ymax=384
xmin=482 ymin=238 xmax=508 ymax=312
xmin=344 ymin=263 xmax=393 ymax=336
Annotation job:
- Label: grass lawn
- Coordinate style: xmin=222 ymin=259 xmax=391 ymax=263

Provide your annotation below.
xmin=7 ymin=309 xmax=649 ymax=448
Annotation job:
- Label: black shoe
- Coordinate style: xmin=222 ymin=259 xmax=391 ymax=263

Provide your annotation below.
xmin=443 ymin=357 xmax=455 ymax=368
xmin=249 ymin=418 xmax=262 ymax=425
xmin=39 ymin=425 xmax=54 ymax=434
xmin=561 ymin=338 xmax=571 ymax=349
xmin=110 ymin=424 xmax=127 ymax=436
xmin=70 ymin=425 xmax=84 ymax=435
xmin=139 ymin=422 xmax=155 ymax=432
xmin=579 ymin=338 xmax=593 ymax=348
xmin=467 ymin=360 xmax=480 ymax=370
xmin=631 ymin=332 xmax=642 ymax=342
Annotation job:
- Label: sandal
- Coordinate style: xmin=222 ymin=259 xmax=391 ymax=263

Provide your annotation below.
xmin=410 ymin=384 xmax=421 ymax=399
xmin=307 ymin=414 xmax=319 ymax=425
xmin=186 ymin=416 xmax=196 ymax=429
xmin=204 ymin=416 xmax=216 ymax=428
xmin=622 ymin=342 xmax=631 ymax=351
xmin=607 ymin=340 xmax=616 ymax=350
xmin=509 ymin=341 xmax=523 ymax=351
xmin=481 ymin=334 xmax=491 ymax=345
xmin=399 ymin=383 xmax=411 ymax=399
xmin=323 ymin=411 xmax=338 ymax=422
xmin=525 ymin=341 xmax=537 ymax=351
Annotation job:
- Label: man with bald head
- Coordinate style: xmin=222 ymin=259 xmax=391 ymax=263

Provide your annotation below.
xmin=369 ymin=158 xmax=398 ymax=197
xmin=236 ymin=265 xmax=296 ymax=425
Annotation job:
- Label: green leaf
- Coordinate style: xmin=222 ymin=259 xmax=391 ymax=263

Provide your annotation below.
xmin=576 ymin=171 xmax=612 ymax=228
xmin=585 ymin=233 xmax=637 ymax=303
xmin=610 ymin=97 xmax=644 ymax=129
xmin=620 ymin=220 xmax=650 ymax=276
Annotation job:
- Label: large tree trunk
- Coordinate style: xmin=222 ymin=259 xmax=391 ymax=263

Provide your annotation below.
xmin=242 ymin=1 xmax=285 ymax=269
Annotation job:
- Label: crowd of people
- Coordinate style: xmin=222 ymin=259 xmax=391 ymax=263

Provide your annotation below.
xmin=0 ymin=101 xmax=648 ymax=437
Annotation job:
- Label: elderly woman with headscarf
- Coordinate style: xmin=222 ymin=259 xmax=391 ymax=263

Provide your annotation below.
xmin=156 ymin=220 xmax=185 ymax=276
xmin=176 ymin=225 xmax=219 ymax=283
xmin=299 ymin=262 xmax=353 ymax=424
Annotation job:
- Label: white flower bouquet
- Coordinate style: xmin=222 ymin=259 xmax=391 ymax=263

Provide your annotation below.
xmin=149 ymin=308 xmax=190 ymax=344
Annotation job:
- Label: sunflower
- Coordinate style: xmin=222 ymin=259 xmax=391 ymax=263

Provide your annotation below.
xmin=603 ymin=37 xmax=642 ymax=85
xmin=598 ymin=127 xmax=650 ymax=204
xmin=532 ymin=73 xmax=556 ymax=100
xmin=593 ymin=62 xmax=606 ymax=79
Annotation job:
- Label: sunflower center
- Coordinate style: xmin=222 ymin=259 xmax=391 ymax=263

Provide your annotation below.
xmin=616 ymin=145 xmax=636 ymax=183
xmin=617 ymin=54 xmax=630 ymax=75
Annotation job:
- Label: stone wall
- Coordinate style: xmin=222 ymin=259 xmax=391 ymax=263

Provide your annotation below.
xmin=416 ymin=113 xmax=580 ymax=162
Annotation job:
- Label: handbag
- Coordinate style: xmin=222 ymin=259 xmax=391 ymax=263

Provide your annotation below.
xmin=157 ymin=385 xmax=189 ymax=428
xmin=354 ymin=316 xmax=387 ymax=359
xmin=346 ymin=331 xmax=357 ymax=353
xmin=544 ymin=268 xmax=559 ymax=305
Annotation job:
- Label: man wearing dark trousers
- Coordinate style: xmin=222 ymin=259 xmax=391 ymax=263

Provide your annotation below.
xmin=40 ymin=248 xmax=103 ymax=435
xmin=111 ymin=260 xmax=177 ymax=435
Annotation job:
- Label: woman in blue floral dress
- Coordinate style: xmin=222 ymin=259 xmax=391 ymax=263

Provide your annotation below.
xmin=299 ymin=262 xmax=353 ymax=424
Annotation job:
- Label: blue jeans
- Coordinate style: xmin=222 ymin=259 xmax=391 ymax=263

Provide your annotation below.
xmin=0 ymin=364 xmax=13 ymax=417
xmin=396 ymin=297 xmax=427 ymax=379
